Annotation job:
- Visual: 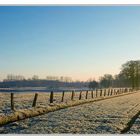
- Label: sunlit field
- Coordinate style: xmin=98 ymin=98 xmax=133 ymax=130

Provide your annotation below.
xmin=0 ymin=90 xmax=140 ymax=134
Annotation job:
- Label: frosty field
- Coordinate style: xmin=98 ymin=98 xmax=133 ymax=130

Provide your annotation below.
xmin=0 ymin=90 xmax=92 ymax=116
xmin=0 ymin=90 xmax=140 ymax=134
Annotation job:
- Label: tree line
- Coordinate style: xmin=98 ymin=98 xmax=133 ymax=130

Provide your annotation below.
xmin=4 ymin=75 xmax=73 ymax=83
xmin=0 ymin=75 xmax=87 ymax=89
xmin=0 ymin=80 xmax=88 ymax=89
xmin=89 ymin=60 xmax=140 ymax=89
xmin=0 ymin=60 xmax=140 ymax=89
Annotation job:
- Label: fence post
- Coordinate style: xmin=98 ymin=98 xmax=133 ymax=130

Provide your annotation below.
xmin=50 ymin=91 xmax=54 ymax=103
xmin=86 ymin=91 xmax=88 ymax=99
xmin=91 ymin=90 xmax=94 ymax=98
xmin=110 ymin=89 xmax=112 ymax=95
xmin=116 ymin=89 xmax=118 ymax=95
xmin=113 ymin=89 xmax=115 ymax=95
xmin=71 ymin=90 xmax=75 ymax=100
xmin=108 ymin=89 xmax=110 ymax=96
xmin=119 ymin=88 xmax=121 ymax=94
xmin=96 ymin=89 xmax=98 ymax=97
xmin=61 ymin=91 xmax=65 ymax=102
xmin=121 ymin=88 xmax=123 ymax=94
xmin=100 ymin=89 xmax=102 ymax=97
xmin=104 ymin=89 xmax=106 ymax=96
xmin=114 ymin=89 xmax=116 ymax=95
xmin=32 ymin=93 xmax=38 ymax=107
xmin=11 ymin=93 xmax=14 ymax=111
xmin=79 ymin=91 xmax=82 ymax=100
xmin=111 ymin=89 xmax=113 ymax=96
xmin=116 ymin=89 xmax=117 ymax=94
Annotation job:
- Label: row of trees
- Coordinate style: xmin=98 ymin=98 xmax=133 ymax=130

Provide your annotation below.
xmin=1 ymin=60 xmax=140 ymax=89
xmin=4 ymin=75 xmax=73 ymax=83
xmin=1 ymin=75 xmax=84 ymax=89
xmin=89 ymin=60 xmax=140 ymax=89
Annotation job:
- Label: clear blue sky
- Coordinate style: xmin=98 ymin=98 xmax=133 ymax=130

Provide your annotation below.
xmin=0 ymin=6 xmax=140 ymax=81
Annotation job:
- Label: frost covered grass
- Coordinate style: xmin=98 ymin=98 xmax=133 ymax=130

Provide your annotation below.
xmin=0 ymin=91 xmax=78 ymax=115
xmin=0 ymin=91 xmax=140 ymax=134
xmin=126 ymin=112 xmax=140 ymax=134
xmin=0 ymin=89 xmax=134 ymax=126
xmin=0 ymin=90 xmax=116 ymax=115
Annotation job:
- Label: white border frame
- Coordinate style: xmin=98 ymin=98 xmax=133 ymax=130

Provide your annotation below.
xmin=0 ymin=0 xmax=140 ymax=5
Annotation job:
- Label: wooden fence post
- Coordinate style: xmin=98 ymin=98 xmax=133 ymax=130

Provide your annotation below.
xmin=86 ymin=91 xmax=88 ymax=99
xmin=114 ymin=89 xmax=116 ymax=95
xmin=11 ymin=93 xmax=14 ymax=111
xmin=119 ymin=88 xmax=121 ymax=93
xmin=32 ymin=93 xmax=38 ymax=107
xmin=61 ymin=91 xmax=65 ymax=102
xmin=50 ymin=91 xmax=54 ymax=103
xmin=104 ymin=89 xmax=106 ymax=96
xmin=100 ymin=89 xmax=102 ymax=97
xmin=115 ymin=89 xmax=117 ymax=94
xmin=96 ymin=89 xmax=98 ymax=97
xmin=79 ymin=91 xmax=82 ymax=100
xmin=71 ymin=90 xmax=75 ymax=100
xmin=113 ymin=89 xmax=115 ymax=95
xmin=110 ymin=89 xmax=112 ymax=95
xmin=91 ymin=91 xmax=94 ymax=98
xmin=108 ymin=89 xmax=110 ymax=96
xmin=116 ymin=89 xmax=118 ymax=95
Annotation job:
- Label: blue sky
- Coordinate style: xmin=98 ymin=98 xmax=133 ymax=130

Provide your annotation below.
xmin=0 ymin=6 xmax=140 ymax=81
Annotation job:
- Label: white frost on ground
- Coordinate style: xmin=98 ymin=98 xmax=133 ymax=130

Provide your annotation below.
xmin=0 ymin=91 xmax=140 ymax=134
xmin=126 ymin=115 xmax=140 ymax=134
xmin=0 ymin=90 xmax=105 ymax=115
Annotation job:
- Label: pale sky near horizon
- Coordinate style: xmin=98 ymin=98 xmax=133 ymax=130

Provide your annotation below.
xmin=0 ymin=6 xmax=140 ymax=81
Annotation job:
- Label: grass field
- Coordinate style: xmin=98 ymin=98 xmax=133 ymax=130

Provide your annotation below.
xmin=0 ymin=90 xmax=140 ymax=134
